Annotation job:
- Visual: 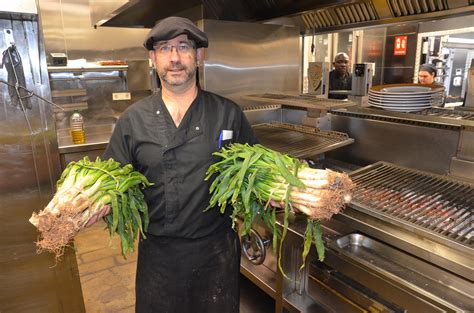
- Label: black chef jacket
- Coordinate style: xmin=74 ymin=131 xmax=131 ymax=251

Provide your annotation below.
xmin=104 ymin=88 xmax=258 ymax=239
xmin=328 ymin=70 xmax=352 ymax=99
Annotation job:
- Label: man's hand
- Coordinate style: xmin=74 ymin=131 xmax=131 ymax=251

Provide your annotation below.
xmin=85 ymin=205 xmax=111 ymax=227
xmin=269 ymin=200 xmax=297 ymax=215
xmin=269 ymin=199 xmax=284 ymax=209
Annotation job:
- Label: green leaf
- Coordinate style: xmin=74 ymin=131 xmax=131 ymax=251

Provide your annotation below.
xmin=274 ymin=153 xmax=305 ymax=189
xmin=300 ymin=220 xmax=313 ymax=271
xmin=312 ymin=221 xmax=325 ymax=262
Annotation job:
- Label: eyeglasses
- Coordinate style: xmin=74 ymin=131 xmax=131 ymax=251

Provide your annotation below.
xmin=155 ymin=42 xmax=194 ymax=55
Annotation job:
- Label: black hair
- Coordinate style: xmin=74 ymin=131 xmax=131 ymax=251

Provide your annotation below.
xmin=419 ymin=64 xmax=436 ymax=77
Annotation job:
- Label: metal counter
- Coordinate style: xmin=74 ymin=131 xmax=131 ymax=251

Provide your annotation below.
xmin=57 ymin=124 xmax=114 ymax=154
xmin=57 ymin=124 xmax=114 ymax=168
xmin=331 ymin=107 xmax=474 ymax=127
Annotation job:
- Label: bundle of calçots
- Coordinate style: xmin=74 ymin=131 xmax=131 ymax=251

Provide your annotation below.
xmin=29 ymin=156 xmax=153 ymax=259
xmin=206 ymin=143 xmax=354 ymax=273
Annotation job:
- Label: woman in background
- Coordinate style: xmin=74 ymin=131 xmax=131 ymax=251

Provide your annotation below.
xmin=418 ymin=64 xmax=438 ymax=85
xmin=418 ymin=63 xmax=446 ymax=106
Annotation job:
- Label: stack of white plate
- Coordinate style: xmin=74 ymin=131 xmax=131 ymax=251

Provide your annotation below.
xmin=368 ymin=84 xmax=444 ymax=113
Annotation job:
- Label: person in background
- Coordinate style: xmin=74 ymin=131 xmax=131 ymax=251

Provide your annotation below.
xmin=90 ymin=16 xmax=258 ymax=313
xmin=418 ymin=63 xmax=447 ymax=106
xmin=418 ymin=63 xmax=438 ymax=85
xmin=328 ymin=52 xmax=352 ymax=99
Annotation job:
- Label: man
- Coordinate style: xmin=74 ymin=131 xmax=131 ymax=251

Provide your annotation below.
xmin=96 ymin=16 xmax=257 ymax=312
xmin=328 ymin=52 xmax=352 ymax=99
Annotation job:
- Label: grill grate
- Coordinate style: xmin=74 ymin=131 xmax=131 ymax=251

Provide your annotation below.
xmin=414 ymin=108 xmax=474 ymax=121
xmin=253 ymin=122 xmax=354 ymax=158
xmin=350 ymin=162 xmax=473 ymax=247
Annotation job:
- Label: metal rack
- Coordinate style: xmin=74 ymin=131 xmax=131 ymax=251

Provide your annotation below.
xmin=243 ymin=93 xmax=356 ymax=110
xmin=414 ymin=107 xmax=474 ymax=121
xmin=341 ymin=161 xmax=473 ymax=279
xmin=350 ymin=161 xmax=473 ymax=245
xmin=252 ymin=122 xmax=354 ymax=158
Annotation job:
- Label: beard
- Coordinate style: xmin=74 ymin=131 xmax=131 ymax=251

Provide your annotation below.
xmin=158 ymin=60 xmax=197 ymax=86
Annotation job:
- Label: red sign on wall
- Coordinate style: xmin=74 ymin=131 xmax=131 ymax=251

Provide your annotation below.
xmin=394 ymin=36 xmax=407 ymax=56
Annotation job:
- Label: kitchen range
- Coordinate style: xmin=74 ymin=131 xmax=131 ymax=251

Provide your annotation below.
xmin=238 ymin=99 xmax=473 ymax=312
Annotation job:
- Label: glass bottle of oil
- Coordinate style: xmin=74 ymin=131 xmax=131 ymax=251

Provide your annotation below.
xmin=70 ymin=110 xmax=85 ymax=144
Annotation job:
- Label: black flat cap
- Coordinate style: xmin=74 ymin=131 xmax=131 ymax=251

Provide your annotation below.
xmin=144 ymin=16 xmax=208 ymax=51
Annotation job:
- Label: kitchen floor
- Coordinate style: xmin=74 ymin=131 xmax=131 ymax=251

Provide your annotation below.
xmin=75 ymin=220 xmax=275 ymax=313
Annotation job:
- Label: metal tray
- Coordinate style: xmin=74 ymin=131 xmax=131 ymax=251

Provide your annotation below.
xmin=329 ymin=233 xmax=473 ymax=312
xmin=243 ymin=93 xmax=356 ymax=110
xmin=252 ymin=122 xmax=354 ymax=158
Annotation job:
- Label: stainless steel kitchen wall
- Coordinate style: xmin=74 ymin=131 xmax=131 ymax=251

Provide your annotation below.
xmin=38 ymin=0 xmax=149 ymax=62
xmin=0 ymin=2 xmax=85 ymax=312
xmin=326 ymin=115 xmax=460 ymax=174
xmin=199 ymin=19 xmax=300 ymax=105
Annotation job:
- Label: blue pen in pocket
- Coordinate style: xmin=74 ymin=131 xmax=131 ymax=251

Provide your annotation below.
xmin=218 ymin=131 xmax=224 ymax=149
xmin=218 ymin=130 xmax=233 ymax=149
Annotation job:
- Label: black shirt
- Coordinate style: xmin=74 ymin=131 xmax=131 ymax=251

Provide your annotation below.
xmin=104 ymin=88 xmax=258 ymax=239
xmin=328 ymin=70 xmax=352 ymax=99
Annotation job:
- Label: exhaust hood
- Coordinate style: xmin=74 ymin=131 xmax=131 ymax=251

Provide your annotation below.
xmin=93 ymin=0 xmax=343 ymax=28
xmin=93 ymin=0 xmax=474 ymax=32
xmin=298 ymin=0 xmax=474 ymax=33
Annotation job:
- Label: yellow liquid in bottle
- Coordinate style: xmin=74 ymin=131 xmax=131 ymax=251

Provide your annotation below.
xmin=71 ymin=129 xmax=85 ymax=144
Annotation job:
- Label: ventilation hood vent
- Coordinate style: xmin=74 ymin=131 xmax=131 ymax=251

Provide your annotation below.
xmin=93 ymin=0 xmax=474 ymax=33
xmin=387 ymin=0 xmax=449 ymax=17
xmin=301 ymin=1 xmax=378 ymax=29
xmin=296 ymin=0 xmax=473 ymax=33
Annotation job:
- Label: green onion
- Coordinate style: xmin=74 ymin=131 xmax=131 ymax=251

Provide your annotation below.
xmin=205 ymin=143 xmax=354 ymax=273
xmin=29 ymin=156 xmax=153 ymax=260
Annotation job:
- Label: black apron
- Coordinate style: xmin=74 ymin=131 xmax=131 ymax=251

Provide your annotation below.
xmin=135 ymin=226 xmax=241 ymax=313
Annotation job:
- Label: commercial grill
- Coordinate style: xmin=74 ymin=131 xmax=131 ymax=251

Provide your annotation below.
xmin=351 ymin=162 xmax=472 ymax=244
xmin=276 ymin=161 xmax=473 ymax=312
xmin=337 ymin=161 xmax=473 ymax=280
xmin=243 ymin=105 xmax=473 ymax=311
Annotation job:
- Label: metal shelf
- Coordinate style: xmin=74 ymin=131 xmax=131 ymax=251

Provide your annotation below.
xmin=48 ymin=65 xmax=128 ymax=73
xmin=243 ymin=93 xmax=356 ymax=111
xmin=253 ymin=122 xmax=354 ymax=159
xmin=52 ymin=102 xmax=88 ymax=113
xmin=51 ymin=88 xmax=87 ymax=97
